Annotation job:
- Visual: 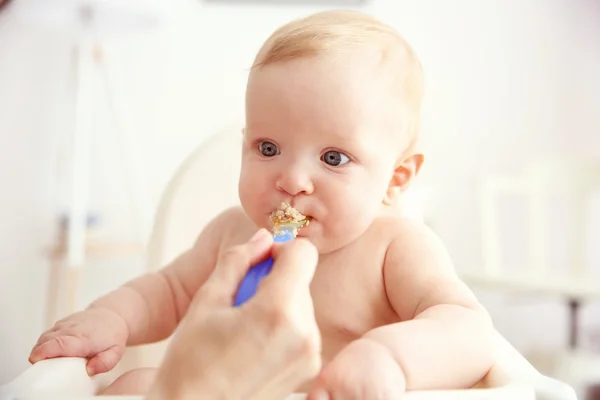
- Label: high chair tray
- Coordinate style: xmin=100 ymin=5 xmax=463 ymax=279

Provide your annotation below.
xmin=15 ymin=386 xmax=535 ymax=400
xmin=0 ymin=356 xmax=575 ymax=400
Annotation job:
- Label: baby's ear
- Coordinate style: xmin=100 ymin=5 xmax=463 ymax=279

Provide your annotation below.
xmin=383 ymin=153 xmax=424 ymax=205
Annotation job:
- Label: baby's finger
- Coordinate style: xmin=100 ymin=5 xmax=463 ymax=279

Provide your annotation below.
xmin=29 ymin=332 xmax=64 ymax=362
xmin=28 ymin=335 xmax=90 ymax=363
xmin=86 ymin=345 xmax=125 ymax=375
xmin=32 ymin=330 xmax=60 ymax=349
xmin=255 ymin=239 xmax=318 ymax=301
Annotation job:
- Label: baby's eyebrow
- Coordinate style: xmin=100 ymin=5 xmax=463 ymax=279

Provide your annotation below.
xmin=324 ymin=130 xmax=347 ymax=140
xmin=322 ymin=130 xmax=361 ymax=145
xmin=244 ymin=120 xmax=274 ymax=130
xmin=244 ymin=125 xmax=278 ymax=138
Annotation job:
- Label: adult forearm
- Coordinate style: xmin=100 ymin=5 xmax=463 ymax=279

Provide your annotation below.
xmin=89 ymin=271 xmax=185 ymax=345
xmin=363 ymin=304 xmax=494 ymax=390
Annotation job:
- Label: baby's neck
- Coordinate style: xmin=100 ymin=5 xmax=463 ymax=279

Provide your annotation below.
xmin=379 ymin=192 xmax=420 ymax=220
xmin=379 ymin=199 xmax=404 ymax=216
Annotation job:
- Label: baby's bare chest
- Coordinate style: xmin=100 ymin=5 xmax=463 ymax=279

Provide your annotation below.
xmin=219 ymin=210 xmax=406 ymax=359
xmin=309 ymin=243 xmax=400 ymax=362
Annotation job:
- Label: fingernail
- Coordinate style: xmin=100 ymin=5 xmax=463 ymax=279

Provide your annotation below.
xmin=250 ymin=229 xmax=269 ymax=243
xmin=86 ymin=364 xmax=94 ymax=376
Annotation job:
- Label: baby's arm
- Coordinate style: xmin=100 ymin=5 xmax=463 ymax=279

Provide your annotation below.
xmin=90 ymin=208 xmax=240 ymax=345
xmin=364 ymin=219 xmax=494 ymax=390
xmin=30 ymin=208 xmax=245 ymax=374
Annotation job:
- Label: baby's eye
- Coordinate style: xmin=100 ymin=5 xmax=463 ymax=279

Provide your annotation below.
xmin=258 ymin=141 xmax=280 ymax=157
xmin=321 ymin=151 xmax=350 ymax=166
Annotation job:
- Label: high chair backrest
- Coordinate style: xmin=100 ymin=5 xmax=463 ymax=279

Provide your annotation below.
xmin=145 ymin=122 xmax=245 ymax=273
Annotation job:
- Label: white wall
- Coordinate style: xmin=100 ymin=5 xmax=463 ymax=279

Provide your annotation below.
xmin=0 ymin=20 xmax=69 ymax=381
xmin=0 ymin=0 xmax=598 ymax=384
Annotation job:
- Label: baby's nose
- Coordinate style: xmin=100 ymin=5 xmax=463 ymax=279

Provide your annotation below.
xmin=275 ymin=167 xmax=314 ymax=196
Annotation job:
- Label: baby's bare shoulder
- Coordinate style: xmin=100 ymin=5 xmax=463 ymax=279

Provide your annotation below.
xmin=163 ymin=206 xmax=257 ymax=302
xmin=191 ymin=206 xmax=257 ymax=253
xmin=372 ymin=216 xmax=450 ymax=263
xmin=368 ymin=215 xmax=442 ymax=251
xmin=341 ymin=216 xmax=434 ymax=263
xmin=378 ymin=217 xmax=483 ymax=320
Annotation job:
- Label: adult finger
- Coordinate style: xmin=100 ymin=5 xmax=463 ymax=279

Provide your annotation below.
xmin=253 ymin=238 xmax=318 ymax=303
xmin=199 ymin=229 xmax=273 ymax=306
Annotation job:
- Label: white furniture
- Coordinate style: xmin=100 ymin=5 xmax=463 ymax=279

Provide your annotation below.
xmin=0 ymin=125 xmax=577 ymax=399
xmin=0 ymin=357 xmax=536 ymax=399
xmin=473 ymin=157 xmax=600 ymax=299
xmin=469 ymin=156 xmax=600 ymax=397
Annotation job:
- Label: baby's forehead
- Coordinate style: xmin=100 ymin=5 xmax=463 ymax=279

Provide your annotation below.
xmin=251 ymin=76 xmax=402 ymax=132
xmin=267 ymin=49 xmax=398 ymax=84
xmin=250 ymin=56 xmax=400 ymax=109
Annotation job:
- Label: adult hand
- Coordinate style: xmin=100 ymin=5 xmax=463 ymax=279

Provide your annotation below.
xmin=147 ymin=228 xmax=322 ymax=400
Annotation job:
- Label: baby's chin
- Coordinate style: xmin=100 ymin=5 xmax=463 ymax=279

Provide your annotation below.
xmin=296 ymin=221 xmax=342 ymax=254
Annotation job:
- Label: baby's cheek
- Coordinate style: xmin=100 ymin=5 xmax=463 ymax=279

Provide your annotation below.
xmin=327 ymin=196 xmax=375 ymax=237
xmin=342 ymin=186 xmax=381 ymax=217
xmin=238 ymin=177 xmax=262 ymax=214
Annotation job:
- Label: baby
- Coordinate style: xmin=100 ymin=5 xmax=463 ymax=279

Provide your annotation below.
xmin=30 ymin=10 xmax=496 ymax=397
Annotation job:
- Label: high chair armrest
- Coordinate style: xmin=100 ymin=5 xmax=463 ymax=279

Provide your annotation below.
xmin=488 ymin=330 xmax=577 ymax=400
xmin=0 ymin=358 xmax=107 ymax=399
xmin=531 ymin=375 xmax=579 ymax=400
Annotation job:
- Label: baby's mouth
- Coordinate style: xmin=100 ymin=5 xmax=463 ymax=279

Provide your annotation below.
xmin=270 ymin=202 xmax=311 ymax=235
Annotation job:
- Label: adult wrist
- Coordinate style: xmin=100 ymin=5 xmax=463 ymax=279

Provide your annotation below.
xmin=147 ymin=372 xmax=230 ymax=400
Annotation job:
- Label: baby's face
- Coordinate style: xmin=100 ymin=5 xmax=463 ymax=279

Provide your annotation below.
xmin=239 ymin=54 xmax=403 ymax=253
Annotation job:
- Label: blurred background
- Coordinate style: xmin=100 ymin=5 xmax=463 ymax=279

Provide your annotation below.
xmin=0 ymin=0 xmax=599 ymax=397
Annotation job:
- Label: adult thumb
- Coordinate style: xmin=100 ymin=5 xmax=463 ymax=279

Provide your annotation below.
xmin=255 ymin=238 xmax=318 ymax=301
xmin=193 ymin=228 xmax=273 ymax=309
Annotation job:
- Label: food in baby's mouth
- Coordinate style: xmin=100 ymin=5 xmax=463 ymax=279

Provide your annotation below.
xmin=270 ymin=202 xmax=309 ymax=236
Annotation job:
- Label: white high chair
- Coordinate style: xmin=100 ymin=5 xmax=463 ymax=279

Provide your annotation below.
xmin=0 ymin=124 xmax=577 ymax=400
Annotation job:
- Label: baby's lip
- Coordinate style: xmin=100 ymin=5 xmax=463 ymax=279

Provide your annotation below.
xmin=270 ymin=202 xmax=310 ymax=221
xmin=291 ymin=207 xmax=310 ymax=220
xmin=295 ymin=220 xmax=312 ymax=237
xmin=297 ymin=217 xmax=311 ymax=228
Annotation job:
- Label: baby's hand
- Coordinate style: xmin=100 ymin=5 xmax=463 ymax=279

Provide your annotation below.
xmin=29 ymin=307 xmax=129 ymax=376
xmin=307 ymin=338 xmax=405 ymax=400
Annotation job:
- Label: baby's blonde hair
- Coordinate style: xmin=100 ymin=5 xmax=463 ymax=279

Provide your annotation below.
xmin=251 ymin=10 xmax=424 ymax=147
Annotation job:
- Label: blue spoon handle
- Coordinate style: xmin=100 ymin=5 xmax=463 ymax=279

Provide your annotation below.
xmin=233 ymin=229 xmax=295 ymax=306
xmin=233 ymin=257 xmax=274 ymax=306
